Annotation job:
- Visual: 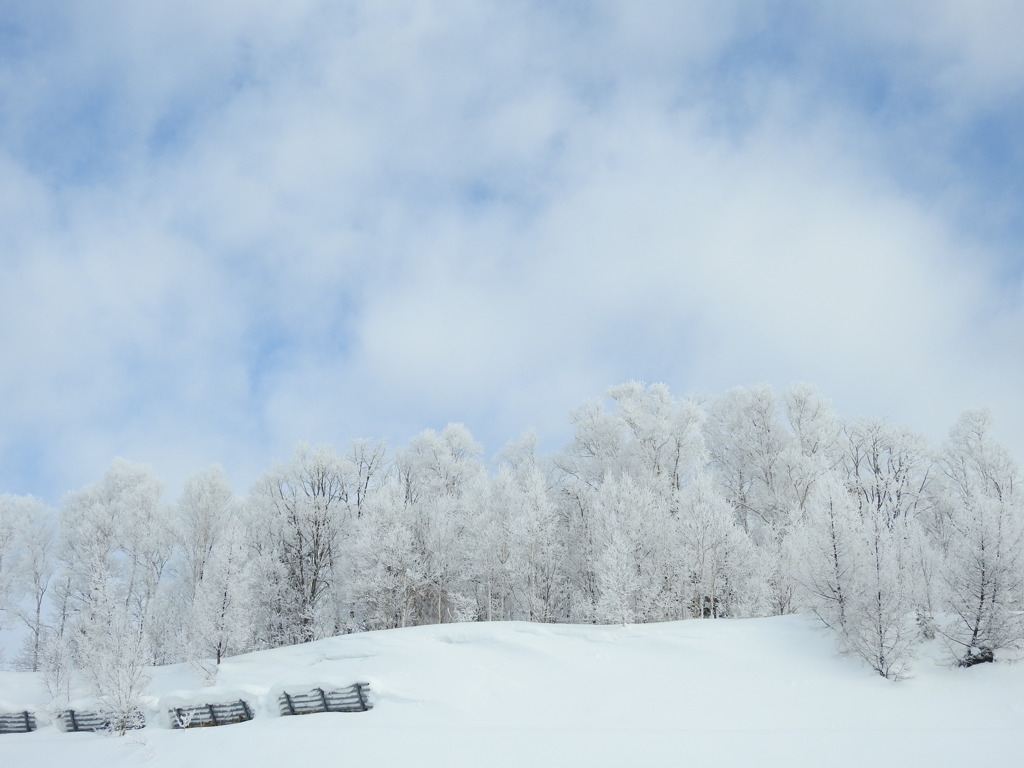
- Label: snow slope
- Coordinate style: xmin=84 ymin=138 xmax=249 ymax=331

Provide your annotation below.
xmin=1 ymin=615 xmax=1022 ymax=767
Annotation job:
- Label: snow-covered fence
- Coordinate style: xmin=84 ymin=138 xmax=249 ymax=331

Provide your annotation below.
xmin=60 ymin=709 xmax=145 ymax=733
xmin=278 ymin=683 xmax=371 ymax=716
xmin=0 ymin=711 xmax=37 ymax=734
xmin=170 ymin=699 xmax=254 ymax=728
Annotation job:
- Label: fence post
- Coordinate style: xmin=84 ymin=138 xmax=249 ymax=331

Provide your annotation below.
xmin=355 ymin=683 xmax=368 ymax=711
xmin=208 ymin=704 xmax=218 ymax=726
xmin=24 ymin=711 xmax=31 ymax=732
xmin=284 ymin=691 xmax=295 ymax=715
xmin=318 ymin=688 xmax=329 ymax=712
xmin=69 ymin=710 xmax=79 ymax=732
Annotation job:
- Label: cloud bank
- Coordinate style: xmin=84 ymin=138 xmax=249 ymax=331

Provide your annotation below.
xmin=1 ymin=1 xmax=1022 ymax=501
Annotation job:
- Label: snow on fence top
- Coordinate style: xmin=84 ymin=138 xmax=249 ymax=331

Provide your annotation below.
xmin=278 ymin=683 xmax=371 ymax=716
xmin=0 ymin=711 xmax=37 ymax=734
xmin=170 ymin=699 xmax=254 ymax=729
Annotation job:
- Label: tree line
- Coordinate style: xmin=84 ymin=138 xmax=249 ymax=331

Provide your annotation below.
xmin=1 ymin=382 xmax=1022 ymax=702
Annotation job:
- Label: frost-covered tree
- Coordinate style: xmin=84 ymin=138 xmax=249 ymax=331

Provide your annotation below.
xmin=937 ymin=410 xmax=1024 ymax=665
xmin=557 ymin=382 xmax=703 ymax=496
xmin=76 ymin=580 xmax=151 ymax=733
xmin=843 ymin=420 xmax=934 ymax=526
xmin=473 ymin=472 xmax=516 ymax=622
xmin=795 ymin=463 xmax=924 ymax=679
xmin=592 ymin=476 xmax=669 ymax=624
xmin=503 ymin=457 xmax=565 ymax=622
xmin=0 ymin=496 xmax=18 ymax=622
xmin=555 ymin=383 xmax=704 ymax=622
xmin=187 ymin=514 xmax=258 ymax=669
xmin=349 ymin=439 xmax=388 ymax=518
xmin=175 ymin=466 xmax=234 ymax=602
xmin=9 ymin=498 xmax=56 ymax=672
xmin=680 ymin=474 xmax=763 ymax=619
xmin=50 ymin=460 xmax=167 ymax=719
xmin=792 ymin=475 xmax=861 ymax=634
xmin=0 ymin=495 xmax=57 ymax=671
xmin=364 ymin=425 xmax=484 ymax=627
xmin=704 ymin=385 xmax=794 ymax=539
xmin=171 ymin=466 xmax=258 ymax=671
xmin=351 ymin=480 xmax=420 ymax=630
xmin=249 ymin=444 xmax=357 ymax=643
xmin=606 ymin=382 xmax=704 ymax=498
xmin=469 ymin=433 xmax=564 ymax=623
xmin=844 ymin=511 xmax=920 ymax=680
xmin=783 ymin=383 xmax=842 ymax=476
xmin=0 ymin=495 xmax=27 ymax=663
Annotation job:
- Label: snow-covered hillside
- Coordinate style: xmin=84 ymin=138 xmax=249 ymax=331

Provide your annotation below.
xmin=2 ymin=615 xmax=1022 ymax=767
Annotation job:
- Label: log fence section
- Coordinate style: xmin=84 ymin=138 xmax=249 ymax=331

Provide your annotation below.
xmin=170 ymin=699 xmax=254 ymax=729
xmin=0 ymin=711 xmax=37 ymax=734
xmin=60 ymin=709 xmax=145 ymax=732
xmin=278 ymin=683 xmax=372 ymax=715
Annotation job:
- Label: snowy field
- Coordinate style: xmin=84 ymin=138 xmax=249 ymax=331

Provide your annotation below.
xmin=2 ymin=615 xmax=1022 ymax=767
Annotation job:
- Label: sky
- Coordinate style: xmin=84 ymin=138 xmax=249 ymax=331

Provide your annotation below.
xmin=1 ymin=0 xmax=1022 ymax=504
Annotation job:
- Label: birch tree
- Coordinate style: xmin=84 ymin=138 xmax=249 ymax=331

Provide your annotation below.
xmin=937 ymin=410 xmax=1024 ymax=665
xmin=250 ymin=444 xmax=357 ymax=643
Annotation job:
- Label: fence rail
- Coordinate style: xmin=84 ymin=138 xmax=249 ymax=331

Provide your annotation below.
xmin=0 ymin=711 xmax=37 ymax=734
xmin=170 ymin=699 xmax=254 ymax=728
xmin=279 ymin=683 xmax=372 ymax=716
xmin=60 ymin=709 xmax=145 ymax=733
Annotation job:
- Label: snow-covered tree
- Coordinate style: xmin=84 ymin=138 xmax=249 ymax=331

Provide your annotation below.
xmin=351 ymin=480 xmax=421 ymax=630
xmin=249 ymin=444 xmax=357 ymax=643
xmin=606 ymin=381 xmax=704 ymax=498
xmin=51 ymin=460 xmax=167 ymax=718
xmin=468 ymin=433 xmax=564 ymax=623
xmin=175 ymin=466 xmax=235 ymax=603
xmin=937 ymin=410 xmax=1024 ymax=665
xmin=795 ymin=464 xmax=923 ymax=679
xmin=9 ymin=498 xmax=56 ymax=672
xmin=0 ymin=495 xmax=27 ymax=662
xmin=357 ymin=425 xmax=483 ymax=627
xmin=704 ymin=385 xmax=794 ymax=539
xmin=170 ymin=465 xmax=258 ymax=672
xmin=792 ymin=474 xmax=861 ymax=635
xmin=679 ymin=474 xmax=763 ymax=619
xmin=503 ymin=457 xmax=564 ymax=622
xmin=842 ymin=419 xmax=936 ymax=638
xmin=76 ymin=580 xmax=151 ymax=733
xmin=0 ymin=495 xmax=57 ymax=670
xmin=555 ymin=383 xmax=704 ymax=622
xmin=0 ymin=495 xmax=19 ymax=623
xmin=187 ymin=513 xmax=258 ymax=670
xmin=592 ymin=476 xmax=668 ymax=624
xmin=843 ymin=511 xmax=919 ymax=680
xmin=349 ymin=439 xmax=388 ymax=518
xmin=843 ymin=420 xmax=934 ymax=527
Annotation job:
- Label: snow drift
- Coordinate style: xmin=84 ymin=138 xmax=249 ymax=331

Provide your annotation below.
xmin=1 ymin=615 xmax=1022 ymax=767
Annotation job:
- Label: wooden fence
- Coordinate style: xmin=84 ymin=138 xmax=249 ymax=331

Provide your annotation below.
xmin=0 ymin=711 xmax=37 ymax=734
xmin=60 ymin=709 xmax=145 ymax=732
xmin=278 ymin=683 xmax=372 ymax=716
xmin=4 ymin=681 xmax=369 ymax=735
xmin=170 ymin=699 xmax=254 ymax=729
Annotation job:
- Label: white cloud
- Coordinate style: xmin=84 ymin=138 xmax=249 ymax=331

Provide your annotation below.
xmin=0 ymin=1 xmax=1021 ymax=501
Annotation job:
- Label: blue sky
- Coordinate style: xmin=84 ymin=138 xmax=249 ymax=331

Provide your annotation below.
xmin=1 ymin=0 xmax=1022 ymax=503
